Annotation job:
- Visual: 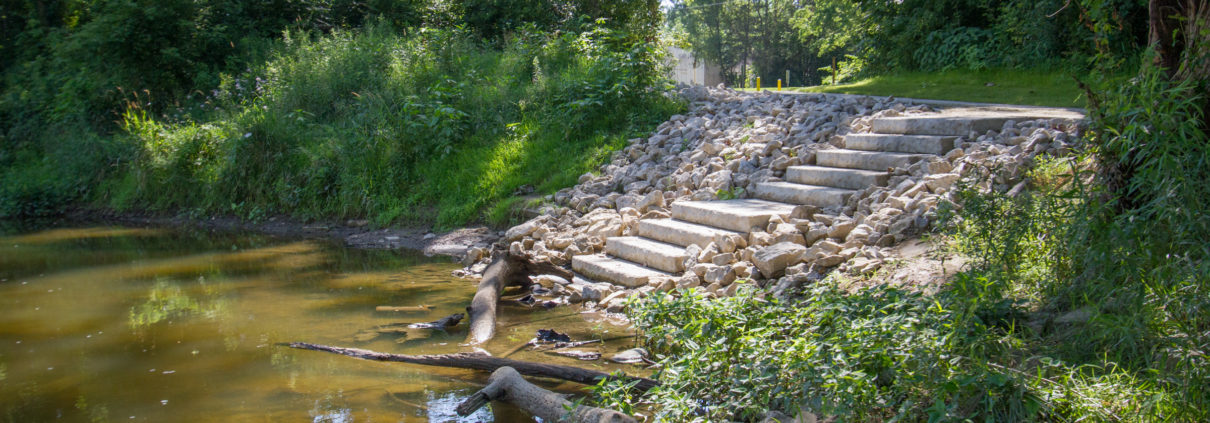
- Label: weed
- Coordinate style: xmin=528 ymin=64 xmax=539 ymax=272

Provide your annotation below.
xmin=715 ymin=187 xmax=744 ymax=200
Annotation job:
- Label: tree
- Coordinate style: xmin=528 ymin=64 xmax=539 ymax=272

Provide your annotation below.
xmin=1149 ymin=0 xmax=1209 ymax=119
xmin=667 ymin=0 xmax=827 ymax=87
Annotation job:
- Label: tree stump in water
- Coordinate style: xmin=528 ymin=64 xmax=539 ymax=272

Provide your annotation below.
xmin=465 ymin=251 xmax=573 ymax=345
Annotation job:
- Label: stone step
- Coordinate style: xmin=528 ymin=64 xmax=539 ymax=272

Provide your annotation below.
xmin=572 ymin=254 xmax=668 ymax=288
xmin=871 ymin=116 xmax=1010 ymax=136
xmin=844 ymin=134 xmax=956 ymax=155
xmin=752 ymin=182 xmax=853 ymax=207
xmin=638 ymin=218 xmax=744 ymax=249
xmin=815 ymin=150 xmax=929 ymax=171
xmin=670 ymin=199 xmax=797 ymax=233
xmin=786 ymin=165 xmax=889 ymax=190
xmin=605 ymin=236 xmax=688 ymax=274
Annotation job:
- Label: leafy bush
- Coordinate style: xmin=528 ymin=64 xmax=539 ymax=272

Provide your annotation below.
xmin=629 ymin=281 xmax=1101 ymax=422
xmin=1068 ymin=62 xmax=1210 ymax=414
xmin=935 ymin=62 xmax=1210 ymax=417
xmin=626 ymin=217 xmax=1194 ymax=422
xmin=793 ymin=0 xmax=1146 ymax=75
xmin=915 ymin=27 xmax=996 ymax=71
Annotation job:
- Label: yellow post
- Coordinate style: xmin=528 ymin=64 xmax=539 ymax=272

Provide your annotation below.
xmin=756 ymin=77 xmax=761 ymax=91
xmin=777 ymin=79 xmax=782 ymax=91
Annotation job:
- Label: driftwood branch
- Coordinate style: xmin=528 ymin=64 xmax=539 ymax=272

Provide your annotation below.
xmin=285 ymin=342 xmax=659 ymax=392
xmin=375 ymin=305 xmax=433 ymax=313
xmin=456 ymin=367 xmax=636 ymax=422
xmin=407 ymin=313 xmax=464 ymax=329
xmin=353 ymin=313 xmax=464 ymax=342
xmin=465 ymin=251 xmax=573 ymax=345
xmin=548 ymin=350 xmax=602 ymax=360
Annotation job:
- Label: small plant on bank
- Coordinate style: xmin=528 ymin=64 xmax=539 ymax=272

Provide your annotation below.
xmin=587 ymin=375 xmax=641 ymax=417
xmin=715 ymin=187 xmax=744 ymax=200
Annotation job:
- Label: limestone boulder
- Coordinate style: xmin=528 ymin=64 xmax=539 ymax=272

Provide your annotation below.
xmin=753 ymin=242 xmax=807 ymax=279
xmin=505 ymin=216 xmax=547 ymax=242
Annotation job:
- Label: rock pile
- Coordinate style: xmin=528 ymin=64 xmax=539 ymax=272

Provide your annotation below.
xmin=459 ymin=85 xmax=1085 ymax=312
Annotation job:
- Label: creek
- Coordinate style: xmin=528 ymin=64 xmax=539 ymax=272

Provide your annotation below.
xmin=0 ymin=222 xmax=633 ymax=422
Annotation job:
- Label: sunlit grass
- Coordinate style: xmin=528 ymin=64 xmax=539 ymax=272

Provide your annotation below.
xmin=748 ymin=69 xmax=1089 ymax=108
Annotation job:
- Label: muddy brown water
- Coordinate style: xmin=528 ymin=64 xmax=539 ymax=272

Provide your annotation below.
xmin=0 ymin=222 xmax=637 ymax=422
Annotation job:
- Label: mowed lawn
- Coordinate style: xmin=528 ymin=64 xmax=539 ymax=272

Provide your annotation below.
xmin=751 ymin=69 xmax=1089 ymax=108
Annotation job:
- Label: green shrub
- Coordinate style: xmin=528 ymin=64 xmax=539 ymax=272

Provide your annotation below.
xmin=794 ymin=0 xmax=1145 ymax=74
xmin=629 ymin=282 xmax=1048 ymax=422
xmin=1069 ymin=61 xmax=1210 ymax=415
xmin=914 ymin=27 xmax=996 ymax=71
xmin=933 ymin=63 xmax=1210 ymax=416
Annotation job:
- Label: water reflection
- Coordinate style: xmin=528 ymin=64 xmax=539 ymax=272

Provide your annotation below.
xmin=128 ymin=278 xmax=227 ymax=329
xmin=4 ymin=227 xmax=164 ymax=245
xmin=0 ymin=223 xmax=636 ymax=422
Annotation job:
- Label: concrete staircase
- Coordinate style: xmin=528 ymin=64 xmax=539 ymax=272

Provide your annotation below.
xmin=571 ymin=114 xmax=1016 ymax=288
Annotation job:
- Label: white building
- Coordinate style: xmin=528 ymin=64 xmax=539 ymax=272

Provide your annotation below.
xmin=667 ymin=46 xmax=723 ymax=86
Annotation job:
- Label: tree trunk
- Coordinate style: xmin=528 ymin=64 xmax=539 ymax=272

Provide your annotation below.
xmin=1176 ymin=1 xmax=1210 ymax=131
xmin=1150 ymin=0 xmax=1185 ymax=76
xmin=465 ymin=251 xmax=574 ymax=345
xmin=1150 ymin=1 xmax=1210 ymax=81
xmin=286 ymin=342 xmax=660 ymax=392
xmin=456 ymin=367 xmax=636 ymax=423
xmin=1107 ymin=0 xmax=1210 ymax=206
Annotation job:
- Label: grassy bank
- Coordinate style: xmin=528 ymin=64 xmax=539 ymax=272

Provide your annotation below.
xmin=1 ymin=24 xmax=681 ymax=228
xmin=759 ymin=69 xmax=1086 ymax=108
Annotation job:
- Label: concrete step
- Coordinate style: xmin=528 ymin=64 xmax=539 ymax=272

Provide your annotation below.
xmin=815 ymin=150 xmax=929 ymax=171
xmin=572 ymin=254 xmax=668 ymax=288
xmin=871 ymin=116 xmax=1010 ymax=136
xmin=786 ymin=165 xmax=889 ymax=190
xmin=670 ymin=199 xmax=797 ymax=233
xmin=752 ymin=182 xmax=853 ymax=207
xmin=638 ymin=218 xmax=744 ymax=249
xmin=605 ymin=236 xmax=688 ymax=274
xmin=844 ymin=134 xmax=957 ymax=155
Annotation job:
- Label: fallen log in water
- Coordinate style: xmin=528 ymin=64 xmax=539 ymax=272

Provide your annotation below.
xmin=465 ymin=251 xmax=573 ymax=345
xmin=285 ymin=342 xmax=659 ymax=392
xmin=456 ymin=367 xmax=636 ymax=423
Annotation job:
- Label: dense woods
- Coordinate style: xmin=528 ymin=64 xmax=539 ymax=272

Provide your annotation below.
xmin=665 ymin=0 xmax=1149 ymax=86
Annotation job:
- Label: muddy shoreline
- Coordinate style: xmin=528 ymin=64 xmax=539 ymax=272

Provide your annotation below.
xmin=46 ymin=208 xmax=500 ymax=259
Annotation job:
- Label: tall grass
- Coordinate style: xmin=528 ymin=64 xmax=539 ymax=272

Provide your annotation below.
xmin=95 ymin=24 xmax=680 ymax=227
